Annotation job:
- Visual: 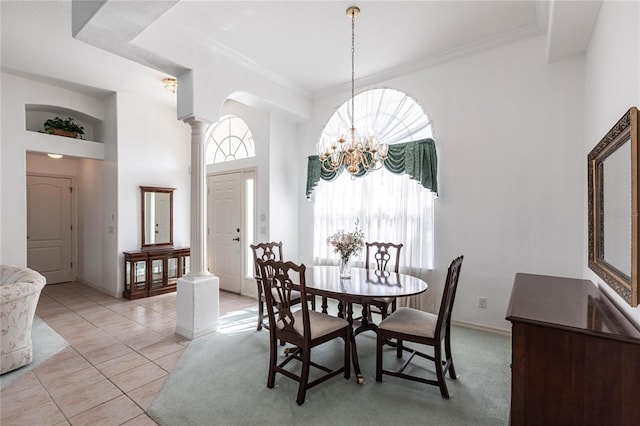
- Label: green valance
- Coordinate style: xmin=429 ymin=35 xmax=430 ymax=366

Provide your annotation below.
xmin=306 ymin=138 xmax=438 ymax=198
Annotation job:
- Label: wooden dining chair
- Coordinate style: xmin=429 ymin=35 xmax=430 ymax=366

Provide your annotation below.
xmin=250 ymin=242 xmax=301 ymax=331
xmin=366 ymin=242 xmax=403 ymax=320
xmin=257 ymin=259 xmax=351 ymax=405
xmin=376 ymin=255 xmax=464 ymax=399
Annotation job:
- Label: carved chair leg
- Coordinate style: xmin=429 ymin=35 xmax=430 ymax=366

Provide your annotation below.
xmin=376 ymin=331 xmax=384 ymax=382
xmin=257 ymin=299 xmax=265 ymax=331
xmin=267 ymin=335 xmax=277 ymax=388
xmin=344 ymin=329 xmax=351 ymax=379
xmin=380 ymin=303 xmax=389 ymax=320
xmin=435 ymin=346 xmax=450 ymax=399
xmin=297 ymin=348 xmax=311 ymax=405
xmin=396 ymin=339 xmax=403 ymax=358
xmin=444 ymin=330 xmax=457 ymax=379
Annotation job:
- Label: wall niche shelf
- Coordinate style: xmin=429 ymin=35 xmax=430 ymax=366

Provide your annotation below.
xmin=25 ymin=104 xmax=103 ymax=144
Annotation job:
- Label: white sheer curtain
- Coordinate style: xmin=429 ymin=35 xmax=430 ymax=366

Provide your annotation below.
xmin=313 ymin=168 xmax=434 ymax=268
xmin=312 ymin=168 xmax=435 ymax=309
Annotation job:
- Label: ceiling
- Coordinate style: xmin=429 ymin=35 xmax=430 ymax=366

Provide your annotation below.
xmin=0 ymin=1 xmax=601 ymax=106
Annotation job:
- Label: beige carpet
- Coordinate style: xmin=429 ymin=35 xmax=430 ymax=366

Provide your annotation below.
xmin=148 ymin=307 xmax=511 ymax=425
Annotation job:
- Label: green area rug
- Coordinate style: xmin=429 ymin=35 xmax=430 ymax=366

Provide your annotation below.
xmin=148 ymin=307 xmax=511 ymax=425
xmin=0 ymin=316 xmax=69 ymax=388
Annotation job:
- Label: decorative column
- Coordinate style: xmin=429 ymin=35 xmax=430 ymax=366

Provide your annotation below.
xmin=176 ymin=118 xmax=219 ymax=339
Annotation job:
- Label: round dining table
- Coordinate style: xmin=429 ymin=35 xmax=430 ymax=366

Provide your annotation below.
xmin=304 ymin=266 xmax=428 ymax=383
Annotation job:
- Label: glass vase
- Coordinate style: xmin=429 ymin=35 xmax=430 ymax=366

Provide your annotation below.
xmin=339 ymin=256 xmax=352 ymax=278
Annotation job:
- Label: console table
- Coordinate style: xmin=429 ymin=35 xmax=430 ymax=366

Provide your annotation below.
xmin=506 ymin=273 xmax=640 ymax=426
xmin=123 ymin=247 xmax=190 ymax=299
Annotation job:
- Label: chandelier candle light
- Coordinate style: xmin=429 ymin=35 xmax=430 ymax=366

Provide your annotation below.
xmin=328 ymin=219 xmax=365 ymax=278
xmin=318 ymin=6 xmax=389 ymax=176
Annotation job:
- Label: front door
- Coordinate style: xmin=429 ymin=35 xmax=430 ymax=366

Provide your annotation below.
xmin=208 ymin=173 xmax=242 ymax=293
xmin=27 ymin=175 xmax=73 ymax=284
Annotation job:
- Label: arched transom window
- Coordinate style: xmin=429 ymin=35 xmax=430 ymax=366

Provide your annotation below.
xmin=321 ymin=88 xmax=432 ymax=147
xmin=205 ymin=115 xmax=255 ymax=164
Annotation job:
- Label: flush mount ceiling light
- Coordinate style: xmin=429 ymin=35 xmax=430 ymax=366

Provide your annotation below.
xmin=317 ymin=6 xmax=388 ymax=176
xmin=47 ymin=153 xmax=63 ymax=159
xmin=163 ymin=78 xmax=177 ymax=94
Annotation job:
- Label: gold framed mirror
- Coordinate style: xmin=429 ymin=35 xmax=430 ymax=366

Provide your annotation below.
xmin=140 ymin=186 xmax=175 ymax=249
xmin=588 ymin=107 xmax=639 ymax=307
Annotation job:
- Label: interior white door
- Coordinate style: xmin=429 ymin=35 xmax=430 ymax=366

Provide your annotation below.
xmin=208 ymin=173 xmax=242 ymax=293
xmin=27 ymin=175 xmax=73 ymax=284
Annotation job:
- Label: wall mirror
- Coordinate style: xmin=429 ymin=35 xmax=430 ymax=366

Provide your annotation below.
xmin=588 ymin=107 xmax=639 ymax=307
xmin=141 ymin=186 xmax=175 ymax=248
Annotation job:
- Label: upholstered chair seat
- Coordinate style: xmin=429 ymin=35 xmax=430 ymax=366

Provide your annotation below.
xmin=377 ymin=307 xmax=437 ymax=338
xmin=286 ymin=310 xmax=349 ymax=339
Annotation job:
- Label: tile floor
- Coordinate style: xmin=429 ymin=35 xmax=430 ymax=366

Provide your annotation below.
xmin=1 ymin=282 xmax=255 ymax=426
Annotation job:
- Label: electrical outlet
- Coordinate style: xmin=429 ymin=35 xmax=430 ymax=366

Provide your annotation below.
xmin=478 ymin=297 xmax=487 ymax=309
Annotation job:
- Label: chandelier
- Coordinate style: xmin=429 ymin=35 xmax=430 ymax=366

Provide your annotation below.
xmin=163 ymin=78 xmax=177 ymax=94
xmin=318 ymin=6 xmax=388 ymax=176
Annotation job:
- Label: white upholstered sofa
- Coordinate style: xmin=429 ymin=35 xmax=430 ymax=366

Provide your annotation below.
xmin=1 ymin=265 xmax=46 ymax=374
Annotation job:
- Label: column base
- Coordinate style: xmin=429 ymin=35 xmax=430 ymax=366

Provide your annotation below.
xmin=176 ymin=273 xmax=219 ymax=339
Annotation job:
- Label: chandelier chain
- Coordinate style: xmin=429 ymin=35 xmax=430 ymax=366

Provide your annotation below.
xmin=351 ymin=9 xmax=355 ymax=133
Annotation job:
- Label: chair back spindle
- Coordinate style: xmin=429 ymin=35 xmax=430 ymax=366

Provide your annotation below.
xmin=257 ymin=259 xmax=311 ymax=341
xmin=365 ymin=242 xmax=403 ymax=273
xmin=251 ymin=242 xmax=283 ymax=280
xmin=365 ymin=242 xmax=404 ymax=320
xmin=250 ymin=242 xmax=293 ymax=331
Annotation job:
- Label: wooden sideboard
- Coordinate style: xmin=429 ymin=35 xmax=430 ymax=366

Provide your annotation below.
xmin=506 ymin=273 xmax=640 ymax=426
xmin=123 ymin=247 xmax=190 ymax=299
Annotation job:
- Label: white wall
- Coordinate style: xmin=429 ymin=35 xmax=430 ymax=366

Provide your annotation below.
xmin=1 ymin=72 xmax=106 ymax=267
xmin=584 ymin=0 xmax=640 ymax=327
xmin=115 ymin=92 xmax=191 ymax=296
xmin=77 ymin=157 xmax=105 ymax=289
xmin=101 ymin=94 xmax=118 ymax=296
xmin=299 ymin=35 xmax=586 ymax=332
xmin=268 ymin=114 xmax=300 ymax=259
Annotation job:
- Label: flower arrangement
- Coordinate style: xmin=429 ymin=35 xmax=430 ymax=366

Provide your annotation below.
xmin=327 ymin=219 xmax=365 ymax=262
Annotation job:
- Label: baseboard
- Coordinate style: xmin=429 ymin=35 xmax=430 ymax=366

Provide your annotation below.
xmin=75 ymin=279 xmax=119 ymax=298
xmin=452 ymin=319 xmax=512 ymax=337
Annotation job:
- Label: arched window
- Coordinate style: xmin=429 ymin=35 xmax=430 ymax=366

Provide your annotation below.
xmin=205 ymin=115 xmax=255 ymax=164
xmin=313 ymin=89 xmax=435 ymax=277
xmin=320 ymin=88 xmax=432 ymax=146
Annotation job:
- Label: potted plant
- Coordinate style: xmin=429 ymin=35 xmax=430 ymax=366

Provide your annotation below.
xmin=42 ymin=116 xmax=85 ymax=139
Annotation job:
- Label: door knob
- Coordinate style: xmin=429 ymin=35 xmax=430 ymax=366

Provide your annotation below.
xmin=233 ymin=237 xmax=240 ymax=241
